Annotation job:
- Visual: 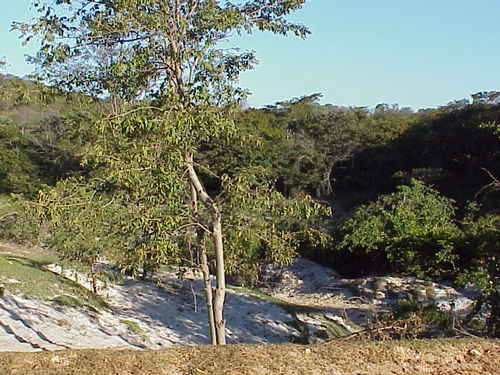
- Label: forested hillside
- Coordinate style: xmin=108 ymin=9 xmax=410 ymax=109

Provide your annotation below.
xmin=1 ymin=73 xmax=499 ymax=336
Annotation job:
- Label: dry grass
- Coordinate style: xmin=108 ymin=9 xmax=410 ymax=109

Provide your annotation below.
xmin=0 ymin=339 xmax=498 ymax=375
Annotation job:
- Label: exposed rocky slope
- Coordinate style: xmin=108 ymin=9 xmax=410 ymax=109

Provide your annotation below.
xmin=259 ymin=259 xmax=476 ymax=342
xmin=0 ymin=254 xmax=477 ymax=351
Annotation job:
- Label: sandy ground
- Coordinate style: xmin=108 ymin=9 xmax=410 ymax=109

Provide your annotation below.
xmin=0 ymin=253 xmax=478 ymax=352
xmin=0 ymin=271 xmax=299 ymax=351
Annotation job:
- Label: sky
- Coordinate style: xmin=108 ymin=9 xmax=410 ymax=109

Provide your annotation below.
xmin=1 ymin=0 xmax=500 ymax=110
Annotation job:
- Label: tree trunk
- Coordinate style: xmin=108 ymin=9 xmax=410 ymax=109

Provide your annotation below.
xmin=186 ymin=154 xmax=226 ymax=345
xmin=487 ymin=291 xmax=500 ymax=338
xmin=317 ymin=162 xmax=334 ymax=199
xmin=199 ymin=230 xmax=217 ymax=344
xmin=212 ymin=212 xmax=226 ymax=345
xmin=190 ymin=182 xmax=217 ymax=344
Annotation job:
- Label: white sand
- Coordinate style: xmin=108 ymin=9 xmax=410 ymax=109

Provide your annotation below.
xmin=0 ymin=269 xmax=298 ymax=351
xmin=0 ymin=258 xmax=474 ymax=351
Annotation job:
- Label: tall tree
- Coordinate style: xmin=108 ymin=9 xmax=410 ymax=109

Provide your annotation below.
xmin=277 ymin=95 xmax=367 ymax=199
xmin=17 ymin=0 xmax=312 ymax=345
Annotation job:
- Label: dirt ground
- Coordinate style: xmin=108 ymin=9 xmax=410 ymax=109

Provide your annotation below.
xmin=0 ymin=338 xmax=498 ymax=375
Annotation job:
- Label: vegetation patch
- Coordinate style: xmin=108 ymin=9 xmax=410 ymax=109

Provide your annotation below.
xmin=317 ymin=321 xmax=352 ymax=340
xmin=52 ymin=295 xmax=85 ymax=309
xmin=120 ymin=319 xmax=143 ymax=335
xmin=350 ymin=299 xmax=457 ymax=341
xmin=0 ymin=0 xmax=498 ymax=344
xmin=0 ymin=253 xmax=107 ymax=310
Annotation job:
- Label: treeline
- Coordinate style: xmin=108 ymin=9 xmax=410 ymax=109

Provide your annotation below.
xmin=0 ymin=75 xmax=499 ymax=335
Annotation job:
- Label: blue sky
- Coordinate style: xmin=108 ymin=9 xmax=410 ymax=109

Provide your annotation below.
xmin=2 ymin=0 xmax=500 ymax=109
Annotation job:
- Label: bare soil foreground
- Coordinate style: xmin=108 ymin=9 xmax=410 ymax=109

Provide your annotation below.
xmin=0 ymin=339 xmax=498 ymax=375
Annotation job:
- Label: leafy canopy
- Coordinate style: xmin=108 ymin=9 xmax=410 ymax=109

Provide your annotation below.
xmin=17 ymin=0 xmax=309 ymax=107
xmin=16 ymin=0 xmax=326 ymax=284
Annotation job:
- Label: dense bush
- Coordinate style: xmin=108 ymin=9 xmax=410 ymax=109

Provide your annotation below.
xmin=337 ymin=179 xmax=460 ymax=278
xmin=0 ymin=117 xmax=42 ymax=194
xmin=456 ymin=204 xmax=500 ymax=337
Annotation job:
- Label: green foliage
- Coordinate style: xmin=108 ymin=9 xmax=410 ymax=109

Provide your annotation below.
xmin=14 ymin=0 xmax=322 ymax=296
xmin=120 ymin=319 xmax=146 ymax=337
xmin=52 ymin=295 xmax=85 ymax=309
xmin=282 ymin=96 xmax=366 ymax=198
xmin=0 ymin=75 xmax=67 ymax=127
xmin=203 ymin=107 xmax=290 ymax=178
xmin=338 ymin=179 xmax=460 ymax=278
xmin=336 ymin=101 xmax=500 ymax=208
xmin=0 ymin=76 xmax=94 ymax=193
xmin=455 ymin=203 xmax=500 ymax=337
xmin=472 ymin=91 xmax=500 ymax=105
xmin=0 ymin=117 xmax=41 ymax=194
xmin=220 ymin=168 xmax=331 ymax=285
xmin=33 ymin=175 xmax=185 ymax=279
xmin=264 ymin=95 xmax=411 ymax=198
xmin=8 ymin=1 xmax=497 ymax=339
xmin=0 ymin=195 xmax=43 ymax=244
xmin=34 ymin=179 xmax=115 ymax=272
xmin=16 ymin=0 xmax=309 ymax=104
xmin=458 ymin=204 xmax=500 ymax=288
xmin=218 ymin=96 xmax=414 ymax=204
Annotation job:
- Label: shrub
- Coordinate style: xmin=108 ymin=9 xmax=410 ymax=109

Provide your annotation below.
xmin=362 ymin=300 xmax=456 ymax=340
xmin=456 ymin=204 xmax=500 ymax=337
xmin=337 ymin=179 xmax=460 ymax=278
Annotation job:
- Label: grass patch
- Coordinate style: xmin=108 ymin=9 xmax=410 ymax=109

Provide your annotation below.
xmin=0 ymin=254 xmax=108 ymax=311
xmin=120 ymin=319 xmax=143 ymax=335
xmin=229 ymin=286 xmax=319 ymax=314
xmin=52 ymin=295 xmax=85 ymax=309
xmin=120 ymin=319 xmax=148 ymax=340
xmin=319 ymin=321 xmax=352 ymax=340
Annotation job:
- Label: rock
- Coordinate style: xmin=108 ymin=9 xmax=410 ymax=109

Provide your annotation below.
xmin=258 ymin=258 xmax=477 ymax=343
xmin=468 ymin=348 xmax=482 ymax=357
xmin=331 ymin=275 xmax=474 ymax=312
xmin=259 ymin=258 xmax=340 ymax=296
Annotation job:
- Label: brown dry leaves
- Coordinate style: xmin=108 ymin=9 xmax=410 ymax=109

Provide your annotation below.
xmin=0 ymin=339 xmax=499 ymax=375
